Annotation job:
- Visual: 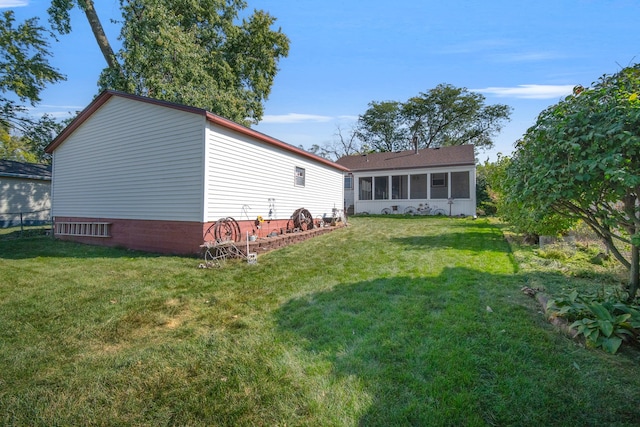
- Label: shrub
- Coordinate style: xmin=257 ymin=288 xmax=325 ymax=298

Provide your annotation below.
xmin=547 ymin=289 xmax=640 ymax=354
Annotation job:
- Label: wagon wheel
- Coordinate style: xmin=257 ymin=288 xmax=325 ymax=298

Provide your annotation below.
xmin=203 ymin=223 xmax=217 ymax=242
xmin=291 ymin=208 xmax=314 ymax=231
xmin=204 ymin=217 xmax=241 ymax=243
xmin=204 ymin=247 xmax=222 ymax=268
xmin=404 ymin=206 xmax=417 ymax=215
xmin=381 ymin=207 xmax=392 ymax=215
xmin=431 ymin=208 xmax=447 ymax=216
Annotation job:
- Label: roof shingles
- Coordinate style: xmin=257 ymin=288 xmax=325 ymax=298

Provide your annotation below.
xmin=336 ymin=145 xmax=475 ymax=172
xmin=0 ymin=160 xmax=51 ymax=180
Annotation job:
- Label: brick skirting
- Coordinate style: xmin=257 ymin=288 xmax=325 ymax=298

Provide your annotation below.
xmin=53 ymin=216 xmax=345 ymax=256
xmin=244 ymin=225 xmax=342 ymax=254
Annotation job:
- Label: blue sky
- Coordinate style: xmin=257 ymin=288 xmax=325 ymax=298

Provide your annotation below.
xmin=3 ymin=0 xmax=640 ymax=161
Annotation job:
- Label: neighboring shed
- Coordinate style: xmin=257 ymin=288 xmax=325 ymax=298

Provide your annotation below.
xmin=336 ymin=145 xmax=476 ymax=216
xmin=45 ymin=90 xmax=348 ymax=255
xmin=0 ymin=160 xmax=51 ymax=227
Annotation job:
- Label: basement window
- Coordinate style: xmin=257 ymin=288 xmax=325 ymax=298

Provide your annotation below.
xmin=55 ymin=222 xmax=111 ymax=237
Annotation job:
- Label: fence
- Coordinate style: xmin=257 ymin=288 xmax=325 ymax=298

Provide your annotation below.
xmin=0 ymin=209 xmax=52 ymax=230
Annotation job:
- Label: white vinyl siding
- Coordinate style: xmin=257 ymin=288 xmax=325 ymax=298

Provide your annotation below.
xmin=204 ymin=124 xmax=344 ymax=221
xmin=352 ymin=165 xmax=476 ymax=216
xmin=0 ymin=177 xmax=50 ymax=226
xmin=51 ymin=97 xmax=205 ymax=221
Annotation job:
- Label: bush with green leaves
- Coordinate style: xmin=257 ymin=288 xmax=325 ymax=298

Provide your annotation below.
xmin=547 ymin=289 xmax=640 ymax=354
xmin=503 ymin=65 xmax=640 ymax=296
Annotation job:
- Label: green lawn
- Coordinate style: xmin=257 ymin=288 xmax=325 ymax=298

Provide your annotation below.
xmin=1 ymin=217 xmax=639 ymax=426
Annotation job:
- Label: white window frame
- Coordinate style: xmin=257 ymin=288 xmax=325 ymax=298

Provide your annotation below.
xmin=294 ymin=166 xmax=306 ymax=187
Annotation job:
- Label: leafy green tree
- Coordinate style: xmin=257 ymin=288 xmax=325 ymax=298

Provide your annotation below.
xmin=0 ymin=10 xmax=65 ymax=134
xmin=354 ymin=84 xmax=511 ymax=153
xmin=23 ymin=113 xmax=68 ymax=163
xmin=475 ymin=160 xmax=497 ymax=215
xmin=48 ymin=0 xmax=290 ymax=126
xmin=504 ymin=65 xmax=640 ymax=296
xmin=355 ymin=101 xmax=407 ymax=152
xmin=0 ymin=114 xmax=66 ymax=163
xmin=0 ymin=127 xmax=38 ymax=162
xmin=489 ymin=154 xmax=575 ymax=241
xmin=403 ymin=84 xmax=511 ymax=150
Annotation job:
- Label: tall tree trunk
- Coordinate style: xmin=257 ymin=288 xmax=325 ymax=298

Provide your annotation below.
xmin=82 ymin=0 xmax=120 ymax=72
xmin=630 ymin=244 xmax=639 ymax=299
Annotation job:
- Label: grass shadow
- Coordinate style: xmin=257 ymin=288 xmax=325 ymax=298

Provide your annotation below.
xmin=0 ymin=234 xmax=166 ymax=260
xmin=275 ymin=267 xmax=640 ymax=426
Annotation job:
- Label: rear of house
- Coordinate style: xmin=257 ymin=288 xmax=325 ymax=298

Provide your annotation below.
xmin=0 ymin=160 xmax=51 ymax=228
xmin=45 ymin=91 xmax=346 ymax=254
xmin=337 ymin=146 xmax=476 ymax=216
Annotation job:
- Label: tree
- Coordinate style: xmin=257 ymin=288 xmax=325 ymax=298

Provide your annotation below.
xmin=0 ymin=10 xmax=65 ymax=134
xmin=354 ymin=84 xmax=511 ymax=153
xmin=48 ymin=0 xmax=290 ymax=126
xmin=475 ymin=160 xmax=497 ymax=216
xmin=355 ymin=101 xmax=408 ymax=152
xmin=308 ymin=125 xmax=363 ymax=160
xmin=47 ymin=0 xmax=119 ymax=71
xmin=503 ymin=65 xmax=640 ymax=297
xmin=22 ymin=114 xmax=68 ymax=163
xmin=0 ymin=127 xmax=38 ymax=162
xmin=0 ymin=114 xmax=66 ymax=163
xmin=403 ymin=84 xmax=511 ymax=150
xmin=489 ymin=154 xmax=575 ymax=241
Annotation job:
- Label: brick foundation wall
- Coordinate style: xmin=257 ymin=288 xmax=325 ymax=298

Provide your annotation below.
xmin=54 ymin=217 xmax=205 ymax=255
xmin=54 ymin=217 xmax=345 ymax=256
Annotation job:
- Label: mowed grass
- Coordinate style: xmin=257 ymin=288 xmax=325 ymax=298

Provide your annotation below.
xmin=1 ymin=217 xmax=639 ymax=426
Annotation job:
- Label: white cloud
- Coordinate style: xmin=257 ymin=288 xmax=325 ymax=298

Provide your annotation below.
xmin=473 ymin=84 xmax=575 ymax=99
xmin=336 ymin=115 xmax=359 ymax=121
xmin=0 ymin=0 xmax=29 ymax=7
xmin=260 ymin=113 xmax=334 ymax=124
xmin=493 ymin=52 xmax=565 ymax=62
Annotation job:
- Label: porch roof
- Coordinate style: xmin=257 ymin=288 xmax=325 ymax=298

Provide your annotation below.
xmin=336 ymin=145 xmax=475 ymax=172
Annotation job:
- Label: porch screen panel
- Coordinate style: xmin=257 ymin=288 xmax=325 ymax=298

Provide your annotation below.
xmin=374 ymin=176 xmax=389 ymax=200
xmin=359 ymin=177 xmax=372 ymax=200
xmin=392 ymin=175 xmax=408 ymax=199
xmin=451 ymin=171 xmax=470 ymax=198
xmin=431 ymin=173 xmax=448 ymax=199
xmin=410 ymin=174 xmax=427 ymax=199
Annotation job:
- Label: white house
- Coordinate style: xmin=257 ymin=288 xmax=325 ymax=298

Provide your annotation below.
xmin=45 ymin=90 xmax=348 ymax=254
xmin=336 ymin=145 xmax=476 ymax=217
xmin=0 ymin=160 xmax=51 ymax=227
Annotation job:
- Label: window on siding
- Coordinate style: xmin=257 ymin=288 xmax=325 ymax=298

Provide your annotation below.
xmin=374 ymin=176 xmax=388 ymax=200
xmin=295 ymin=167 xmax=305 ymax=187
xmin=410 ymin=174 xmax=428 ymax=199
xmin=431 ymin=173 xmax=448 ymax=199
xmin=359 ymin=177 xmax=372 ymax=200
xmin=451 ymin=171 xmax=470 ymax=198
xmin=344 ymin=175 xmax=353 ymax=189
xmin=55 ymin=222 xmax=111 ymax=237
xmin=392 ymin=175 xmax=408 ymax=199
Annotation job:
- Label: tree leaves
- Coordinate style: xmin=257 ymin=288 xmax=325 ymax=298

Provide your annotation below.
xmin=355 ymin=84 xmax=512 ymax=152
xmin=96 ymin=0 xmax=289 ymax=126
xmin=0 ymin=9 xmax=65 ymax=157
xmin=0 ymin=10 xmax=65 ymax=107
xmin=502 ymin=64 xmax=640 ymax=295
